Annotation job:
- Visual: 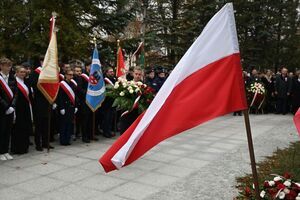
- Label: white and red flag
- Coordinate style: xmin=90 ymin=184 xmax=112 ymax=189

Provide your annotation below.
xmin=37 ymin=13 xmax=60 ymax=104
xmin=116 ymin=47 xmax=126 ymax=78
xmin=100 ymin=3 xmax=248 ymax=172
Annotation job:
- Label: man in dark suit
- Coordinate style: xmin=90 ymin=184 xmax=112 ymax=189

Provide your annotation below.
xmin=0 ymin=57 xmax=17 ymax=160
xmin=99 ymin=67 xmax=117 ymax=138
xmin=29 ymin=60 xmax=54 ymax=151
xmin=275 ymin=67 xmax=292 ymax=115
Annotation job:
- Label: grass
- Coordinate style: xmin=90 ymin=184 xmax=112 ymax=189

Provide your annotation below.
xmin=236 ymin=141 xmax=300 ymax=199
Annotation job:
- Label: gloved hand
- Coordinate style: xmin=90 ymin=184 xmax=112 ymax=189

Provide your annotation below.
xmin=74 ymin=108 xmax=78 ymax=114
xmin=52 ymin=103 xmax=57 ymax=110
xmin=60 ymin=109 xmax=65 ymax=115
xmin=5 ymin=107 xmax=14 ymax=115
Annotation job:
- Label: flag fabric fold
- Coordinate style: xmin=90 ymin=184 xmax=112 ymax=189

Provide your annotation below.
xmin=100 ymin=3 xmax=248 ymax=172
xmin=131 ymin=42 xmax=144 ymax=68
xmin=37 ymin=16 xmax=60 ymax=104
xmin=86 ymin=47 xmax=105 ymax=112
xmin=293 ymin=108 xmax=300 ymax=136
xmin=116 ymin=47 xmax=126 ymax=78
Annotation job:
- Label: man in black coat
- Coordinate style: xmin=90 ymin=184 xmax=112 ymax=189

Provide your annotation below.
xmin=57 ymin=69 xmax=78 ymax=145
xmin=99 ymin=67 xmax=117 ymax=138
xmin=275 ymin=67 xmax=292 ymax=115
xmin=29 ymin=64 xmax=54 ymax=151
xmin=291 ymin=70 xmax=300 ymax=114
xmin=0 ymin=58 xmax=17 ymax=160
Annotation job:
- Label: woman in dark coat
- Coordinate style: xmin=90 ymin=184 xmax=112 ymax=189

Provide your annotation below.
xmin=11 ymin=66 xmax=33 ymax=154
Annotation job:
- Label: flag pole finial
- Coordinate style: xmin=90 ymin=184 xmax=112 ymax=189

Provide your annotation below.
xmin=117 ymin=39 xmax=120 ymax=47
xmin=93 ymin=37 xmax=97 ymax=47
xmin=51 ymin=12 xmax=58 ymax=19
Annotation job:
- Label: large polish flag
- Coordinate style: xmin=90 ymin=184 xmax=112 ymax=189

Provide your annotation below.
xmin=100 ymin=3 xmax=248 ymax=172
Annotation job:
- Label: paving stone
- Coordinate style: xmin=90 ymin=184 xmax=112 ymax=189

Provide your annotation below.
xmin=13 ymin=176 xmax=66 ymax=195
xmin=109 ymin=182 xmax=161 ymax=200
xmin=23 ymin=162 xmax=67 ymax=175
xmin=52 ymin=156 xmax=91 ymax=167
xmin=171 ymin=157 xmax=210 ymax=169
xmin=76 ymin=174 xmax=126 ymax=192
xmin=0 ymin=187 xmax=34 ymax=200
xmin=135 ymin=172 xmax=179 ymax=187
xmin=154 ymin=165 xmax=198 ymax=178
xmin=48 ymin=168 xmax=95 ymax=182
xmin=0 ymin=168 xmax=39 ymax=185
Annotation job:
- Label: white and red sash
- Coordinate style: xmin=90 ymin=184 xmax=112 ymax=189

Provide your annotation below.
xmin=70 ymin=79 xmax=77 ymax=87
xmin=81 ymin=73 xmax=89 ymax=82
xmin=60 ymin=81 xmax=75 ymax=105
xmin=0 ymin=75 xmax=13 ymax=101
xmin=34 ymin=67 xmax=42 ymax=74
xmin=104 ymin=77 xmax=114 ymax=86
xmin=16 ymin=77 xmax=33 ymax=121
xmin=59 ymin=73 xmax=64 ymax=81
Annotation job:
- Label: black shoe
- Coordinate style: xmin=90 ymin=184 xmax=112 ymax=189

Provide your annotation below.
xmin=103 ymin=134 xmax=112 ymax=138
xmin=43 ymin=145 xmax=54 ymax=149
xmin=35 ymin=146 xmax=43 ymax=151
xmin=92 ymin=137 xmax=99 ymax=141
xmin=29 ymin=141 xmax=33 ymax=146
xmin=238 ymin=113 xmax=242 ymax=116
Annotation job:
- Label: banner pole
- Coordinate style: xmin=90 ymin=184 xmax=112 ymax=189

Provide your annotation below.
xmin=92 ymin=111 xmax=95 ymax=140
xmin=47 ymin=104 xmax=51 ymax=153
xmin=242 ymin=109 xmax=261 ymax=200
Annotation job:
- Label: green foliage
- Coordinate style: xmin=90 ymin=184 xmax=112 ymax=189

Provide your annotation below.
xmin=236 ymin=141 xmax=300 ymax=199
xmin=0 ymin=0 xmax=299 ymax=71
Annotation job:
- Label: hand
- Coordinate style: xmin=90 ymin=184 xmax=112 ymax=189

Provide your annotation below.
xmin=287 ymin=92 xmax=290 ymax=96
xmin=52 ymin=103 xmax=57 ymax=110
xmin=5 ymin=107 xmax=14 ymax=115
xmin=274 ymin=91 xmax=278 ymax=95
xmin=60 ymin=109 xmax=65 ymax=115
xmin=74 ymin=108 xmax=78 ymax=114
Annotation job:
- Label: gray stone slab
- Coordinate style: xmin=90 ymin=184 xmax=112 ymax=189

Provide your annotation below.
xmin=135 ymin=172 xmax=179 ymax=187
xmin=77 ymin=149 xmax=104 ymax=160
xmin=130 ymin=158 xmax=167 ymax=171
xmin=77 ymin=160 xmax=104 ymax=174
xmin=43 ymin=184 xmax=100 ymax=200
xmin=3 ymin=157 xmax=45 ymax=169
xmin=0 ymin=168 xmax=39 ymax=185
xmin=171 ymin=157 xmax=210 ymax=169
xmin=52 ymin=156 xmax=91 ymax=167
xmin=0 ymin=187 xmax=34 ymax=200
xmin=143 ymin=152 xmax=179 ymax=163
xmin=154 ymin=165 xmax=198 ymax=178
xmin=23 ymin=162 xmax=67 ymax=175
xmin=108 ymin=182 xmax=161 ymax=200
xmin=48 ymin=168 xmax=95 ymax=182
xmin=30 ymin=152 xmax=68 ymax=162
xmin=107 ymin=166 xmax=146 ymax=180
xmin=76 ymin=174 xmax=126 ymax=192
xmin=12 ymin=176 xmax=66 ymax=195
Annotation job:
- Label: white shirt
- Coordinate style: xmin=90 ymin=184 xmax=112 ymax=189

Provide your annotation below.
xmin=0 ymin=72 xmax=9 ymax=84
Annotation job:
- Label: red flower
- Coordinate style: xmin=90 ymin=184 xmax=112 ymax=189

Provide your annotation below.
xmin=283 ymin=172 xmax=292 ymax=179
xmin=245 ymin=187 xmax=252 ymax=197
xmin=264 ymin=181 xmax=270 ymax=188
xmin=277 ymin=183 xmax=286 ymax=190
xmin=285 ymin=190 xmax=297 ymax=200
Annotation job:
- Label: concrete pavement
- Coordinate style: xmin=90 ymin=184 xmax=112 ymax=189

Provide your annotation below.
xmin=0 ymin=114 xmax=298 ymax=200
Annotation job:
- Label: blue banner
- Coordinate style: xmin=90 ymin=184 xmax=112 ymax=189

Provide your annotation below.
xmin=86 ymin=47 xmax=105 ymax=112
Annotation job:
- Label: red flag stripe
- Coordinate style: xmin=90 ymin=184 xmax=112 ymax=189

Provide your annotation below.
xmin=99 ymin=53 xmax=247 ymax=172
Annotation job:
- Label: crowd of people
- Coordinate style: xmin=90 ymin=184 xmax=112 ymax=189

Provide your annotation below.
xmin=0 ymin=55 xmax=299 ymax=161
xmin=242 ymin=67 xmax=299 ymax=115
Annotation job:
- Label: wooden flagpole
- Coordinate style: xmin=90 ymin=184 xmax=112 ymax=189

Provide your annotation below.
xmin=243 ymin=109 xmax=261 ymax=200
